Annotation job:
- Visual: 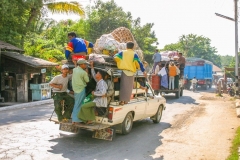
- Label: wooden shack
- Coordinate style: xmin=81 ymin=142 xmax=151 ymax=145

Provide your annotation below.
xmin=0 ymin=41 xmax=58 ymax=102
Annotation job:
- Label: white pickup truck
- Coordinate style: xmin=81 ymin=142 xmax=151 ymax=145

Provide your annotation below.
xmin=50 ymin=67 xmax=166 ymax=140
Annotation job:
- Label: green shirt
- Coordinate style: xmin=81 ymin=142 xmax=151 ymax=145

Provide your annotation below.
xmin=72 ymin=66 xmax=89 ymax=93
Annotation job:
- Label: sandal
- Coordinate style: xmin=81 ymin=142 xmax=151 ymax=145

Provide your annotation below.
xmin=86 ymin=121 xmax=95 ymax=126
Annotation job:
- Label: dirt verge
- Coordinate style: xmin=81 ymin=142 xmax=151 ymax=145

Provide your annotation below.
xmin=152 ymin=92 xmax=239 ymax=160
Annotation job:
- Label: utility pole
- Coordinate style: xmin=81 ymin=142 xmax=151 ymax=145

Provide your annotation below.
xmin=215 ymin=0 xmax=239 ymax=96
xmin=234 ymin=0 xmax=239 ymax=96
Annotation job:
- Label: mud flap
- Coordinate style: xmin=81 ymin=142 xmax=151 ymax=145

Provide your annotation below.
xmin=59 ymin=123 xmax=79 ymax=133
xmin=92 ymin=128 xmax=115 ymax=141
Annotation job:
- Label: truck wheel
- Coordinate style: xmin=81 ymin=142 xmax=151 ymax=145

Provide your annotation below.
xmin=152 ymin=105 xmax=163 ymax=123
xmin=122 ymin=112 xmax=133 ymax=135
xmin=209 ymin=84 xmax=212 ymax=88
xmin=154 ymin=90 xmax=159 ymax=95
xmin=175 ymin=89 xmax=180 ymax=98
xmin=203 ymin=84 xmax=208 ymax=90
xmin=180 ymin=88 xmax=183 ymax=96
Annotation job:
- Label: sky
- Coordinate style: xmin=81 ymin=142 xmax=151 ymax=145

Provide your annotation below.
xmin=51 ymin=0 xmax=237 ymax=56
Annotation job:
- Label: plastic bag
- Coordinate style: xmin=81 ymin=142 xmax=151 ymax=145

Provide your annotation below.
xmin=83 ymin=93 xmax=93 ymax=104
xmin=88 ymin=53 xmax=105 ymax=63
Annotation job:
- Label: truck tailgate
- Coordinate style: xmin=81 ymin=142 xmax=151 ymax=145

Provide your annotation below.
xmin=50 ymin=118 xmax=110 ymax=132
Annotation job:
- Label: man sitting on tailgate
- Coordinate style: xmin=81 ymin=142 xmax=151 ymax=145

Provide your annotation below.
xmin=90 ymin=61 xmax=114 ymax=115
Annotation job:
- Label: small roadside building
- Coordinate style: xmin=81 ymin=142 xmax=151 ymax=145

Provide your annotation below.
xmin=212 ymin=64 xmax=223 ymax=76
xmin=0 ymin=41 xmax=58 ymax=102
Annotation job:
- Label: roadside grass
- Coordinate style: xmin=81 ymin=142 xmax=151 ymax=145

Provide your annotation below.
xmin=227 ymin=126 xmax=240 ymax=160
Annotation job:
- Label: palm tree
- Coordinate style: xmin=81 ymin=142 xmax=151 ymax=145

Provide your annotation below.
xmin=22 ymin=0 xmax=85 ymax=46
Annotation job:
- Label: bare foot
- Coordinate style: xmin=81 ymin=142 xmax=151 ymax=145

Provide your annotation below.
xmin=72 ymin=122 xmax=83 ymax=125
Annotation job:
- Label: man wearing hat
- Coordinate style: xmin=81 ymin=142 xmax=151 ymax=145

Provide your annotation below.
xmin=71 ymin=58 xmax=89 ymax=124
xmin=49 ymin=64 xmax=74 ymax=122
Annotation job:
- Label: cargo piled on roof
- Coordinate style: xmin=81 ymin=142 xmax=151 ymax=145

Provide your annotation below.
xmin=94 ymin=27 xmax=144 ymax=61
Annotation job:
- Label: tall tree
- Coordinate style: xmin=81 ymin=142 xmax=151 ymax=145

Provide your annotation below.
xmin=0 ymin=0 xmax=84 ymax=48
xmin=87 ymin=0 xmax=158 ymax=62
xmin=162 ymin=34 xmax=221 ymax=67
xmin=87 ymin=0 xmax=132 ymax=42
xmin=131 ymin=18 xmax=157 ymax=54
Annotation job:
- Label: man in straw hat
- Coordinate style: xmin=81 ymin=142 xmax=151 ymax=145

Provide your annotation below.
xmin=71 ymin=58 xmax=89 ymax=124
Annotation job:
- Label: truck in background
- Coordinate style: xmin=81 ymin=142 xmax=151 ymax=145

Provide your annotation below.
xmin=150 ymin=60 xmax=184 ymax=99
xmin=184 ymin=57 xmax=213 ymax=90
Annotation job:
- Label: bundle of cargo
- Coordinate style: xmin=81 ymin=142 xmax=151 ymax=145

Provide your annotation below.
xmin=94 ymin=27 xmax=143 ymax=61
xmin=160 ymin=51 xmax=179 ymax=61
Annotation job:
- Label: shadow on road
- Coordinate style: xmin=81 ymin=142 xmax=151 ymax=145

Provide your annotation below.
xmin=164 ymin=95 xmax=199 ymax=105
xmin=0 ymin=104 xmax=54 ymax=126
xmin=48 ymin=120 xmax=171 ymax=160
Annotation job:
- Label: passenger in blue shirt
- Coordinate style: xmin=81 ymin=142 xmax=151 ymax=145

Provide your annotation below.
xmin=152 ymin=49 xmax=162 ymax=73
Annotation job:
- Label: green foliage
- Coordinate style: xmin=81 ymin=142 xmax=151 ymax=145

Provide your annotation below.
xmin=161 ymin=43 xmax=182 ymax=52
xmin=86 ymin=0 xmax=158 ymax=58
xmin=143 ymin=54 xmax=153 ymax=66
xmin=87 ymin=0 xmax=132 ymax=42
xmin=226 ymin=53 xmax=239 ymax=78
xmin=227 ymin=126 xmax=240 ymax=160
xmin=24 ymin=33 xmax=65 ymax=62
xmin=24 ymin=33 xmax=64 ymax=76
xmin=221 ymin=55 xmax=234 ymax=68
xmin=131 ymin=19 xmax=158 ymax=54
xmin=162 ymin=34 xmax=221 ymax=67
xmin=0 ymin=0 xmax=30 ymax=48
xmin=69 ymin=19 xmax=91 ymax=40
xmin=0 ymin=0 xmax=84 ymax=48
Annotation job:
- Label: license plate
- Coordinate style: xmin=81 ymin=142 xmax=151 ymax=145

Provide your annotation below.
xmin=92 ymin=128 xmax=115 ymax=141
xmin=59 ymin=123 xmax=79 ymax=133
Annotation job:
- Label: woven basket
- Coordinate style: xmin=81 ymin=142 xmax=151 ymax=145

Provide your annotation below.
xmin=93 ymin=27 xmax=143 ymax=60
xmin=110 ymin=27 xmax=139 ymax=50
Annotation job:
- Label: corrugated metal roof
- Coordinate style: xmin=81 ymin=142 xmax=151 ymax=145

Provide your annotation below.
xmin=1 ymin=51 xmax=58 ymax=68
xmin=0 ymin=40 xmax=24 ymax=52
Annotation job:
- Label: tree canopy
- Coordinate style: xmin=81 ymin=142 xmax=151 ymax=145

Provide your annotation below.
xmin=0 ymin=0 xmax=84 ymax=48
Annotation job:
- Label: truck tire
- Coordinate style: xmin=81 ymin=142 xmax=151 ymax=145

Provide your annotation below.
xmin=180 ymin=88 xmax=183 ymax=96
xmin=209 ymin=84 xmax=212 ymax=89
xmin=175 ymin=89 xmax=180 ymax=98
xmin=122 ymin=112 xmax=133 ymax=135
xmin=203 ymin=84 xmax=208 ymax=90
xmin=152 ymin=105 xmax=163 ymax=123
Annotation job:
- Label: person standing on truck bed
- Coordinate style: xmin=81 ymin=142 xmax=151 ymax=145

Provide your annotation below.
xmin=78 ymin=63 xmax=108 ymax=125
xmin=49 ymin=64 xmax=74 ymax=122
xmin=168 ymin=62 xmax=177 ymax=90
xmin=154 ymin=62 xmax=162 ymax=75
xmin=174 ymin=63 xmax=181 ymax=89
xmin=71 ymin=59 xmax=89 ymax=124
xmin=114 ymin=41 xmax=147 ymax=106
xmin=152 ymin=49 xmax=162 ymax=73
xmin=177 ymin=52 xmax=186 ymax=78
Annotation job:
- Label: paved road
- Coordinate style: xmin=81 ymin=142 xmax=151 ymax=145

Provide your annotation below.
xmin=0 ymin=89 xmax=208 ymax=160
